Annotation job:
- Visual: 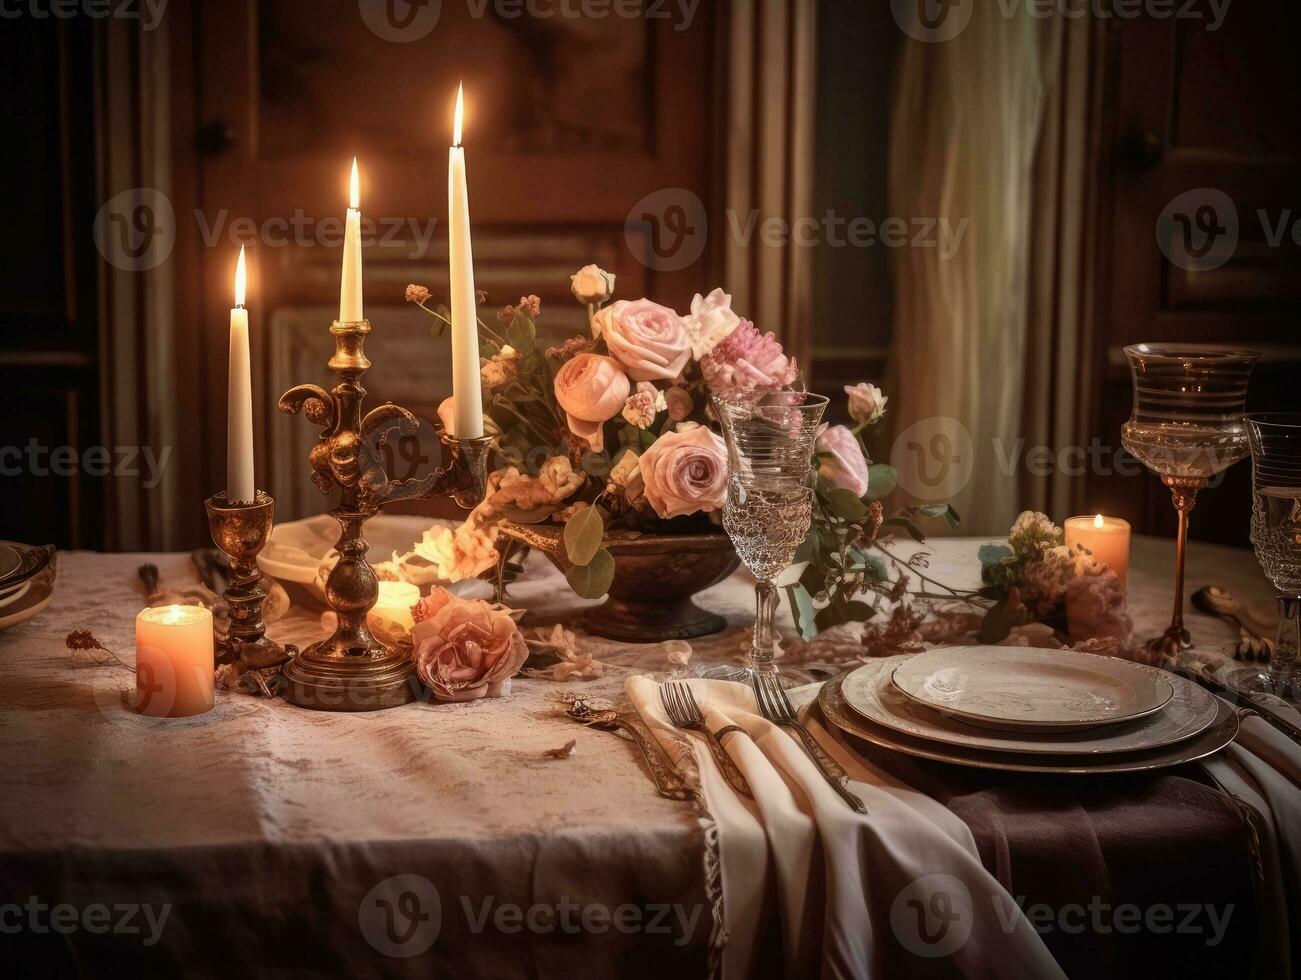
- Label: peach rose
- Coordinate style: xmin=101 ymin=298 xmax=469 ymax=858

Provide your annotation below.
xmin=594 ymin=299 xmax=691 ymax=382
xmin=816 ymin=425 xmax=869 ymax=497
xmin=638 ymin=423 xmax=729 ymax=519
xmin=411 ymin=588 xmax=528 ymax=702
xmin=553 ymin=353 xmax=631 ymax=452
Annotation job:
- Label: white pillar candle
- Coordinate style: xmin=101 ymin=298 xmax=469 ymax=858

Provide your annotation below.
xmin=374 ymin=581 xmax=421 ymax=633
xmin=447 ymin=84 xmax=484 ymax=438
xmin=1065 ymin=514 xmax=1132 ymax=590
xmin=340 ymin=157 xmax=364 ymax=323
xmin=227 ymin=246 xmax=255 ymax=504
xmin=135 ymin=605 xmax=215 ymax=718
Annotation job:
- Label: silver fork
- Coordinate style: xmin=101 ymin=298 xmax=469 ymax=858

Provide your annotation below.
xmin=661 ymin=681 xmax=753 ymax=799
xmin=752 ymin=671 xmax=867 ymax=814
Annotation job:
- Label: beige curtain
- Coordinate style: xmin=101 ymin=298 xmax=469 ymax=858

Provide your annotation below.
xmin=1022 ymin=17 xmax=1105 ymax=519
xmin=720 ymin=0 xmax=818 ymax=372
xmin=888 ymin=5 xmax=1058 ymax=535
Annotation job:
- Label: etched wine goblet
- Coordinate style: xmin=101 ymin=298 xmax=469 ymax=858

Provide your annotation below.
xmin=1120 ymin=344 xmax=1259 ymax=661
xmin=1238 ymin=414 xmax=1301 ymax=699
xmin=712 ymin=390 xmax=828 ymax=682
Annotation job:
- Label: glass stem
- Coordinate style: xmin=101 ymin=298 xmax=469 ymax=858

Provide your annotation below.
xmin=1270 ymin=595 xmax=1299 ymax=695
xmin=1164 ymin=477 xmax=1203 ymax=645
xmin=751 ymin=579 xmax=779 ymax=672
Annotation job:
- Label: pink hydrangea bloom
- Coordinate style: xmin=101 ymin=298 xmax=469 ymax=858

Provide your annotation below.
xmin=701 ymin=319 xmax=798 ymax=395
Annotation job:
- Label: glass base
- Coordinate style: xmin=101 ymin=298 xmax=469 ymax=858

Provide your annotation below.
xmin=1227 ymin=663 xmax=1297 ymax=703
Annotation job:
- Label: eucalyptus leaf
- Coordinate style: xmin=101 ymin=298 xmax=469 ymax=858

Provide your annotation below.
xmin=566 ymin=548 xmax=615 ymax=598
xmin=845 ymin=600 xmax=875 ymax=622
xmin=827 ymin=488 xmax=869 ymax=522
xmin=864 ymin=463 xmax=898 ymax=501
xmin=978 ymin=543 xmax=1015 ymax=567
xmin=507 ymin=313 xmax=537 ymax=351
xmin=785 ymin=584 xmax=818 ymax=640
xmin=563 ymin=506 xmax=605 ymax=565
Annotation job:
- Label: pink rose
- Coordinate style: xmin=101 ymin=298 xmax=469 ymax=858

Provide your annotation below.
xmin=594 ymin=299 xmax=691 ymax=382
xmin=638 ymin=423 xmax=729 ymax=519
xmin=411 ymin=588 xmax=528 ymax=702
xmin=701 ymin=319 xmax=798 ymax=395
xmin=664 ymin=386 xmax=693 ymax=422
xmin=553 ymin=353 xmax=631 ymax=452
xmin=816 ymin=425 xmax=869 ymax=497
xmin=1065 ymin=571 xmax=1133 ymax=644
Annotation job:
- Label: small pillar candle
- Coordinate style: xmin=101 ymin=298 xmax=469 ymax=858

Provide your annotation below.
xmin=1065 ymin=514 xmax=1132 ymax=590
xmin=135 ymin=605 xmax=215 ymax=717
xmin=374 ymin=581 xmax=420 ymax=633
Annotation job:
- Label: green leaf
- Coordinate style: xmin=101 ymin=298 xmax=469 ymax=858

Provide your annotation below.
xmin=785 ymin=584 xmax=818 ymax=640
xmin=793 ymin=531 xmax=819 ymax=565
xmin=882 ymin=516 xmax=925 ymax=543
xmin=845 ymin=600 xmax=875 ymax=622
xmin=566 ymin=548 xmax=615 ymax=598
xmin=827 ymin=488 xmax=869 ymax=522
xmin=978 ymin=543 xmax=1015 ymax=567
xmin=864 ymin=463 xmax=897 ymax=501
xmin=507 ymin=312 xmax=537 ymax=351
xmin=563 ymin=506 xmax=605 ymax=565
xmin=979 ymin=597 xmax=1031 ymax=644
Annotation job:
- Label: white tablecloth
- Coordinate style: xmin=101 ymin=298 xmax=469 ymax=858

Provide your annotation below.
xmin=0 ymin=520 xmax=1288 ymax=978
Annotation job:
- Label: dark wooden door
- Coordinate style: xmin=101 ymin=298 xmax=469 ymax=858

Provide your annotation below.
xmin=1090 ymin=7 xmax=1301 ymax=545
xmin=0 ymin=18 xmax=101 ymax=549
xmin=184 ymin=0 xmax=718 ymax=521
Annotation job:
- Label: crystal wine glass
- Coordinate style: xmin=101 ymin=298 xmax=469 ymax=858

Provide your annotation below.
xmin=1121 ymin=344 xmax=1260 ymax=660
xmin=712 ymin=390 xmax=828 ymax=681
xmin=1238 ymin=414 xmax=1301 ymax=699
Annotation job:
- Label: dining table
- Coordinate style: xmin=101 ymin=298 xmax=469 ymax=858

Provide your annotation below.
xmin=1 ymin=517 xmax=1296 ymax=979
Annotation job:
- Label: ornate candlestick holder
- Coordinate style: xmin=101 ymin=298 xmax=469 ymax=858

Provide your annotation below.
xmin=278 ymin=318 xmax=492 ymax=711
xmin=205 ymin=490 xmax=297 ymax=676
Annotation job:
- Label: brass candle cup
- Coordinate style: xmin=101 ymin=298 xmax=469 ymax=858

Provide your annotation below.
xmin=204 ymin=490 xmax=296 ymax=673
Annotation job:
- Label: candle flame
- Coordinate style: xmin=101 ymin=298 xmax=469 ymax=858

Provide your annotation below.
xmin=453 ymin=82 xmax=464 ymax=147
xmin=1094 ymin=513 xmax=1105 ymax=529
xmin=234 ymin=245 xmax=247 ymax=307
xmin=349 ymin=157 xmax=360 ymax=210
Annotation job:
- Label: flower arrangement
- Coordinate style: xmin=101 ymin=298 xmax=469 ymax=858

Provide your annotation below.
xmin=405 ymin=265 xmax=798 ymax=601
xmin=975 ymin=512 xmax=1133 ymax=647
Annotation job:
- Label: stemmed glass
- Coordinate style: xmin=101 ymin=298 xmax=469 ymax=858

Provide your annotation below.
xmin=1239 ymin=414 xmax=1301 ymax=699
xmin=713 ymin=390 xmax=828 ymax=681
xmin=1121 ymin=344 xmax=1260 ymax=659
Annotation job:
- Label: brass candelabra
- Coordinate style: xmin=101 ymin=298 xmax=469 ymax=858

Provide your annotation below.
xmin=276 ymin=318 xmax=491 ymax=711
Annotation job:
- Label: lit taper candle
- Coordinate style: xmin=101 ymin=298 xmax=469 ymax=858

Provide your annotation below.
xmin=227 ymin=246 xmax=255 ymax=504
xmin=448 ymin=84 xmax=484 ymax=438
xmin=340 ymin=157 xmax=363 ymax=323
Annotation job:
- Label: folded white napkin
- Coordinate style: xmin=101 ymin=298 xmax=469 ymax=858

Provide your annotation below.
xmin=626 ymin=676 xmax=1066 ymax=979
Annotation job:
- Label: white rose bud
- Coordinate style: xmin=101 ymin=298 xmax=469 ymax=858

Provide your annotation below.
xmin=844 ymin=382 xmax=888 ymax=425
xmin=570 ymin=264 xmax=616 ymax=305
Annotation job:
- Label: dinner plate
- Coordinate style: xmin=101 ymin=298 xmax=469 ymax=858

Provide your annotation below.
xmin=890 ymin=646 xmax=1175 ymax=731
xmin=843 ymin=656 xmax=1217 ymax=756
xmin=0 ymin=580 xmax=32 ymax=611
xmin=0 ymin=543 xmax=21 ymax=581
xmin=0 ymin=542 xmax=55 ymax=631
xmin=819 ymin=674 xmax=1238 ymax=775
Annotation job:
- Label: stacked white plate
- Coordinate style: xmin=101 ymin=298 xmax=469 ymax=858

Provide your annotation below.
xmin=0 ymin=541 xmax=57 ymax=631
xmin=819 ymin=646 xmax=1238 ymax=774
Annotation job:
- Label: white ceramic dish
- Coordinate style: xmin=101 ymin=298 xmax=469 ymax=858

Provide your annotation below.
xmin=890 ymin=646 xmax=1175 ymax=732
xmin=259 ymin=516 xmax=457 ymax=598
xmin=0 ymin=541 xmax=54 ymax=631
xmin=819 ymin=674 xmax=1238 ymax=775
xmin=0 ymin=543 xmax=22 ymax=581
xmin=843 ymin=656 xmax=1216 ymax=756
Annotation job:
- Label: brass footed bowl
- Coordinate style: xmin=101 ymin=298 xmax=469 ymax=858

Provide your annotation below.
xmin=498 ymin=521 xmax=739 ymax=643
